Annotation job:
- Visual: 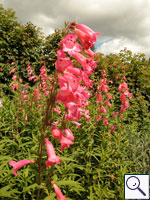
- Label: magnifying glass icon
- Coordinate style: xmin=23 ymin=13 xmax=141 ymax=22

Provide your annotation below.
xmin=126 ymin=176 xmax=146 ymax=196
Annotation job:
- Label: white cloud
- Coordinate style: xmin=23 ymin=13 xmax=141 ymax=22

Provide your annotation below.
xmin=96 ymin=37 xmax=149 ymax=57
xmin=0 ymin=0 xmax=149 ymax=57
xmin=31 ymin=14 xmax=55 ymax=35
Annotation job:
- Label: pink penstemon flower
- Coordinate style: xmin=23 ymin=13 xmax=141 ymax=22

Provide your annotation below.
xmin=102 ymin=118 xmax=108 ymax=126
xmin=58 ymin=74 xmax=79 ymax=92
xmin=56 ymin=50 xmax=74 ymax=72
xmin=95 ymin=115 xmax=101 ymax=122
xmin=60 ymin=33 xmax=82 ymax=53
xmin=53 ymin=106 xmax=61 ymax=115
xmin=0 ymin=100 xmax=3 ymax=108
xmin=69 ymin=51 xmax=97 ymax=75
xmin=98 ymin=105 xmax=107 ymax=114
xmin=45 ymin=138 xmax=60 ymax=167
xmin=85 ymin=48 xmax=98 ymax=59
xmin=64 ymin=128 xmax=74 ymax=141
xmin=51 ymin=127 xmax=63 ymax=139
xmin=11 ymin=83 xmax=18 ymax=90
xmin=118 ymin=79 xmax=132 ymax=118
xmin=8 ymin=159 xmax=36 ymax=176
xmin=74 ymin=28 xmax=93 ymax=49
xmin=28 ymin=75 xmax=38 ymax=82
xmin=105 ymin=100 xmax=112 ymax=108
xmin=58 ymin=133 xmax=73 ymax=151
xmin=112 ymin=112 xmax=119 ymax=118
xmin=107 ymin=94 xmax=112 ymax=100
xmin=73 ymin=23 xmax=100 ymax=49
xmin=12 ymin=75 xmax=17 ymax=81
xmin=95 ymin=92 xmax=103 ymax=103
xmin=33 ymin=89 xmax=41 ymax=101
xmin=76 ymin=23 xmax=100 ymax=42
xmin=56 ymin=84 xmax=74 ymax=104
xmin=51 ymin=181 xmax=67 ymax=200
xmin=9 ymin=68 xmax=16 ymax=74
xmin=65 ymin=66 xmax=81 ymax=76
xmin=71 ymin=121 xmax=82 ymax=128
xmin=110 ymin=125 xmax=118 ymax=133
xmin=27 ymin=64 xmax=34 ymax=76
xmin=65 ymin=102 xmax=81 ymax=121
xmin=81 ymin=71 xmax=94 ymax=88
xmin=25 ymin=114 xmax=28 ymax=121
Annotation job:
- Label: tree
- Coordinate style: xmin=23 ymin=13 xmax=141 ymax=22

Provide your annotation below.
xmin=0 ymin=4 xmax=44 ymax=92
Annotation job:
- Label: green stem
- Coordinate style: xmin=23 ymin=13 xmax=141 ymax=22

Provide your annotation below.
xmin=36 ymin=132 xmax=45 ymax=200
xmin=36 ymin=74 xmax=58 ymax=199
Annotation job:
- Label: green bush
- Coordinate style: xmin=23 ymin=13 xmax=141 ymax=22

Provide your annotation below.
xmin=0 ymin=4 xmax=150 ymax=200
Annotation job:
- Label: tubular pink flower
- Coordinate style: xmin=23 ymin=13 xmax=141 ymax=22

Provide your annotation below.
xmin=12 ymin=75 xmax=17 ymax=80
xmin=102 ymin=118 xmax=108 ymax=126
xmin=53 ymin=106 xmax=61 ymax=115
xmin=74 ymin=28 xmax=93 ymax=49
xmin=45 ymin=138 xmax=60 ymax=167
xmin=8 ymin=159 xmax=36 ymax=176
xmin=101 ymin=84 xmax=109 ymax=93
xmin=69 ymin=51 xmax=86 ymax=65
xmin=81 ymin=112 xmax=91 ymax=121
xmin=65 ymin=67 xmax=81 ymax=76
xmin=120 ymin=93 xmax=127 ymax=102
xmin=109 ymin=80 xmax=113 ymax=84
xmin=110 ymin=125 xmax=118 ymax=133
xmin=95 ymin=92 xmax=103 ymax=102
xmin=58 ymin=134 xmax=73 ymax=151
xmin=56 ymin=84 xmax=74 ymax=104
xmin=60 ymin=33 xmax=82 ymax=52
xmin=52 ymin=120 xmax=61 ymax=127
xmin=118 ymin=82 xmax=128 ymax=92
xmin=73 ymin=85 xmax=91 ymax=107
xmin=81 ymin=71 xmax=94 ymax=88
xmin=98 ymin=106 xmax=107 ymax=114
xmin=65 ymin=102 xmax=81 ymax=121
xmin=77 ymin=23 xmax=100 ymax=42
xmin=11 ymin=83 xmax=18 ymax=90
xmin=51 ymin=127 xmax=63 ymax=139
xmin=33 ymin=89 xmax=41 ymax=101
xmin=85 ymin=48 xmax=98 ymax=59
xmin=124 ymin=90 xmax=132 ymax=99
xmin=95 ymin=115 xmax=101 ymax=122
xmin=112 ymin=112 xmax=119 ymax=118
xmin=64 ymin=128 xmax=74 ymax=141
xmin=25 ymin=114 xmax=28 ymax=121
xmin=107 ymin=94 xmax=112 ymax=100
xmin=69 ymin=51 xmax=97 ymax=75
xmin=56 ymin=50 xmax=74 ymax=72
xmin=79 ymin=108 xmax=90 ymax=121
xmin=105 ymin=100 xmax=112 ymax=107
xmin=123 ymin=76 xmax=127 ymax=81
xmin=9 ymin=68 xmax=16 ymax=74
xmin=51 ymin=181 xmax=67 ymax=200
xmin=71 ymin=121 xmax=82 ymax=128
xmin=58 ymin=74 xmax=79 ymax=92
xmin=28 ymin=75 xmax=38 ymax=82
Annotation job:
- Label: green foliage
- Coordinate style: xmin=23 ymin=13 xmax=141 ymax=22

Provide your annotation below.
xmin=0 ymin=4 xmax=43 ymax=94
xmin=0 ymin=5 xmax=69 ymax=95
xmin=0 ymin=4 xmax=150 ymax=199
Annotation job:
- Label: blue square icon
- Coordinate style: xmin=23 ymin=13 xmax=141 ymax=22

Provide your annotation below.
xmin=124 ymin=174 xmax=149 ymax=199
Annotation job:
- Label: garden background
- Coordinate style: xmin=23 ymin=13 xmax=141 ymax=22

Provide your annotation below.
xmin=0 ymin=4 xmax=150 ymax=200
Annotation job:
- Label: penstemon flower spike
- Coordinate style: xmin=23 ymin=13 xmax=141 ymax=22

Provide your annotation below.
xmin=8 ymin=22 xmax=101 ymax=200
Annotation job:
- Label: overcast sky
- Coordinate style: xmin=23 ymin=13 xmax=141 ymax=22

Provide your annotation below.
xmin=1 ymin=0 xmax=150 ymax=57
